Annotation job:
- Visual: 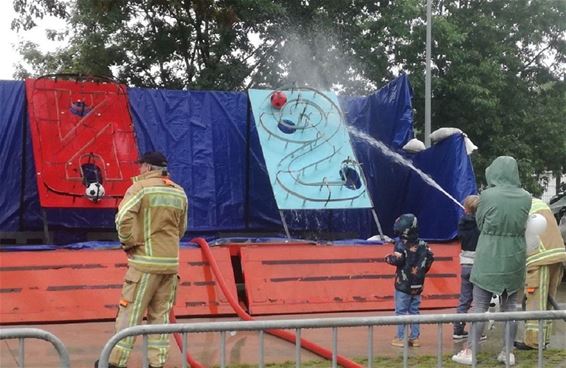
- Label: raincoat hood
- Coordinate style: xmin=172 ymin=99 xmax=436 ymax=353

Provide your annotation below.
xmin=485 ymin=156 xmax=521 ymax=188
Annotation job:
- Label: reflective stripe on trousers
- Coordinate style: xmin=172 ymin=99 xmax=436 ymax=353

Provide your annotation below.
xmin=109 ymin=272 xmax=178 ymax=367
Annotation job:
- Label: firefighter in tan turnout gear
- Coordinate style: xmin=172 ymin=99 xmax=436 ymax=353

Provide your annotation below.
xmin=96 ymin=151 xmax=188 ymax=368
xmin=516 ymin=198 xmax=566 ymax=350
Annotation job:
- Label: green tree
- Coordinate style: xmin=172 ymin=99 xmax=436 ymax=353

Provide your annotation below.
xmin=12 ymin=0 xmax=286 ymax=90
xmin=387 ymin=0 xmax=565 ymax=194
xmin=12 ymin=0 xmax=565 ymax=194
xmin=11 ymin=0 xmax=422 ymax=93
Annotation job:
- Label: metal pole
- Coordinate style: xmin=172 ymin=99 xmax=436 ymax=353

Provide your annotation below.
xmin=279 ymin=210 xmax=291 ymax=239
xmin=403 ymin=325 xmax=409 ymax=368
xmin=1 ymin=328 xmax=70 ymax=368
xmin=436 ymin=323 xmax=443 ymax=368
xmin=504 ymin=322 xmax=511 ymax=368
xmin=367 ymin=325 xmax=373 ymax=368
xmin=18 ymin=337 xmax=24 ymax=368
xmin=41 ymin=208 xmax=50 ymax=244
xmin=332 ymin=327 xmax=338 ymax=368
xmin=538 ymin=320 xmax=544 ymax=367
xmin=220 ymin=331 xmax=226 ymax=368
xmin=471 ymin=322 xmax=477 ymax=368
xmin=259 ymin=330 xmax=265 ymax=368
xmin=142 ymin=335 xmax=148 ymax=368
xmin=424 ymin=0 xmax=432 ymax=147
xmin=182 ymin=333 xmax=188 ymax=368
xmin=295 ymin=328 xmax=301 ymax=368
xmin=370 ymin=208 xmax=384 ymax=238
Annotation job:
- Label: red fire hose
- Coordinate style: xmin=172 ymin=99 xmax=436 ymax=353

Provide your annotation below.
xmin=169 ymin=312 xmax=205 ymax=368
xmin=170 ymin=237 xmax=363 ymax=368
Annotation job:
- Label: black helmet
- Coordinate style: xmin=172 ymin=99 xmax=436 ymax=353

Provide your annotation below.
xmin=393 ymin=213 xmax=418 ymax=242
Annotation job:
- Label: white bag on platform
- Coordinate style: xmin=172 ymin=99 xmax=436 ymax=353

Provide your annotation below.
xmin=429 ymin=127 xmax=478 ymax=155
xmin=402 ymin=138 xmax=426 ymax=153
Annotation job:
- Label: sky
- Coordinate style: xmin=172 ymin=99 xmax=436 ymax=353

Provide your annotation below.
xmin=0 ymin=2 xmax=66 ymax=80
xmin=0 ymin=2 xmax=20 ymax=80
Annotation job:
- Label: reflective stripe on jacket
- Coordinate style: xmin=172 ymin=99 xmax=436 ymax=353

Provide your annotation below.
xmin=526 ymin=199 xmax=566 ymax=269
xmin=116 ymin=170 xmax=188 ymax=274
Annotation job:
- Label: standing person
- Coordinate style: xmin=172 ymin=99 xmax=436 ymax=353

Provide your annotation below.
xmin=385 ymin=213 xmax=435 ymax=347
xmin=515 ymin=198 xmax=566 ymax=350
xmin=453 ymin=195 xmax=483 ymax=340
xmin=452 ymin=156 xmax=531 ymax=366
xmin=96 ymin=151 xmax=188 ymax=368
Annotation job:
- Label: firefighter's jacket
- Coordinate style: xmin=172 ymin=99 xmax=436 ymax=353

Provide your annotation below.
xmin=525 ymin=198 xmax=566 ymax=286
xmin=116 ymin=170 xmax=188 ymax=274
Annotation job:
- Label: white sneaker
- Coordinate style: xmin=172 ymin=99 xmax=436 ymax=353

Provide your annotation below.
xmin=497 ymin=351 xmax=516 ymax=366
xmin=452 ymin=349 xmax=473 ymax=365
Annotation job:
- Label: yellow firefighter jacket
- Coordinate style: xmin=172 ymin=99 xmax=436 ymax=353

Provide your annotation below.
xmin=526 ymin=199 xmax=566 ymax=274
xmin=116 ymin=170 xmax=188 ymax=274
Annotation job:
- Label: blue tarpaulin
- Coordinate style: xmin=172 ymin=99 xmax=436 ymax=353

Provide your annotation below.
xmin=0 ymin=75 xmax=477 ymax=242
xmin=128 ymin=89 xmax=250 ymax=232
xmin=0 ymin=81 xmax=26 ymax=231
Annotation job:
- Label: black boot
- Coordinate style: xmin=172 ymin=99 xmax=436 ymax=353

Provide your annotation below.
xmin=453 ymin=322 xmax=468 ymax=339
xmin=94 ymin=360 xmax=124 ymax=368
xmin=514 ymin=341 xmax=537 ymax=350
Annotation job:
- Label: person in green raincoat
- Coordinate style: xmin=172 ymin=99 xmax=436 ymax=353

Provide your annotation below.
xmin=452 ymin=156 xmax=531 ymax=366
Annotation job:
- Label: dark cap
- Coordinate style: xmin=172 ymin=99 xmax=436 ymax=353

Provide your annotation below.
xmin=136 ymin=151 xmax=168 ymax=167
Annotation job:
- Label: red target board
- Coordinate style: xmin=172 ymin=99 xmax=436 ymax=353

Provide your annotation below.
xmin=25 ymin=76 xmax=140 ymax=208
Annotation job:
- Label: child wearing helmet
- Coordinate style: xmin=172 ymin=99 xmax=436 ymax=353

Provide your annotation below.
xmin=385 ymin=213 xmax=434 ymax=348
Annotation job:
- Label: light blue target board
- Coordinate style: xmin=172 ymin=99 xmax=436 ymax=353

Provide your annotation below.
xmin=249 ymin=87 xmax=372 ymax=210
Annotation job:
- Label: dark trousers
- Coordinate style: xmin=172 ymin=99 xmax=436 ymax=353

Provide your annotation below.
xmin=454 ymin=264 xmax=473 ymax=331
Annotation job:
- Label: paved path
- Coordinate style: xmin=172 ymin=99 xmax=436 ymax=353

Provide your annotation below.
xmin=1 ymin=287 xmax=565 ymax=367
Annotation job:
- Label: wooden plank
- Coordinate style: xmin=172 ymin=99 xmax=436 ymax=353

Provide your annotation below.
xmin=241 ymin=242 xmax=459 ymax=315
xmin=0 ymin=247 xmax=237 ymax=324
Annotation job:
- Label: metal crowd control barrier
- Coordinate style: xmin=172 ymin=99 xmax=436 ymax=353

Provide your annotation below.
xmin=98 ymin=310 xmax=566 ymax=368
xmin=0 ymin=328 xmax=70 ymax=368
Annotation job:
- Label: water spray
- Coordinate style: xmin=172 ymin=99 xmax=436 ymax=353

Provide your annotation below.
xmin=347 ymin=126 xmax=466 ymax=211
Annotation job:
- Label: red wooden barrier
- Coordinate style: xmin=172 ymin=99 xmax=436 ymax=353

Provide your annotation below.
xmin=0 ymin=242 xmax=460 ymax=323
xmin=241 ymin=242 xmax=460 ymax=315
xmin=0 ymin=247 xmax=237 ymax=324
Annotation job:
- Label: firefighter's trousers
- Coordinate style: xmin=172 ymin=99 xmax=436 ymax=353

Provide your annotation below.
xmin=109 ymin=267 xmax=178 ymax=368
xmin=523 ymin=262 xmax=564 ymax=348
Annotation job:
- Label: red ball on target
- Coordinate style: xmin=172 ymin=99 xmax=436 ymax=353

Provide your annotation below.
xmin=270 ymin=91 xmax=287 ymax=109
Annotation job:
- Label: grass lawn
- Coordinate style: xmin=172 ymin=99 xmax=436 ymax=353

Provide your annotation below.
xmin=219 ymin=349 xmax=566 ymax=367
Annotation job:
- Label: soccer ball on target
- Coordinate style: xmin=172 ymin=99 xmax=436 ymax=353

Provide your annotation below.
xmin=85 ymin=182 xmax=105 ymax=202
xmin=270 ymin=91 xmax=287 ymax=109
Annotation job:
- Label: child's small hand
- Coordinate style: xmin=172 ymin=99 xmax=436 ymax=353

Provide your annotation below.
xmin=385 ymin=252 xmax=401 ymax=265
xmin=385 ymin=252 xmax=401 ymax=259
